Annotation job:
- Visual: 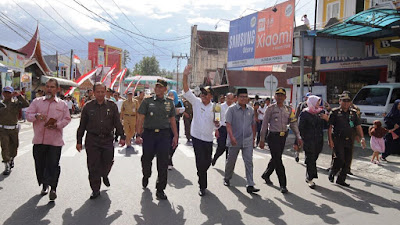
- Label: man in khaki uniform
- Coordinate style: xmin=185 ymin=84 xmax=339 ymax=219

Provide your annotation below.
xmin=134 ymin=91 xmax=145 ymax=106
xmin=121 ymin=91 xmax=139 ymax=148
xmin=0 ymin=86 xmax=30 ymax=175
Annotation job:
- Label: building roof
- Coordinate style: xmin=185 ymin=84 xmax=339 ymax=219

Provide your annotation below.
xmin=197 ymin=30 xmax=229 ymax=49
xmin=18 ymin=26 xmax=51 ymax=74
xmin=318 ymin=8 xmax=400 ymax=40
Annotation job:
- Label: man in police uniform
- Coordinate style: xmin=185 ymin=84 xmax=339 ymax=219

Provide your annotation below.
xmin=259 ymin=87 xmax=302 ymax=193
xmin=0 ymin=86 xmax=30 ymax=175
xmin=328 ymin=93 xmax=366 ymax=187
xmin=120 ymin=91 xmax=139 ymax=148
xmin=76 ymin=82 xmax=126 ymax=199
xmin=135 ymin=79 xmax=178 ymax=200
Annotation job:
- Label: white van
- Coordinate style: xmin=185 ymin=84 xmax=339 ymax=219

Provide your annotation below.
xmin=353 ymin=83 xmax=400 ymax=127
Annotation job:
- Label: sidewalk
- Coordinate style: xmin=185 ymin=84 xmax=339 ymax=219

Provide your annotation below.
xmin=281 ymin=133 xmax=400 ymax=188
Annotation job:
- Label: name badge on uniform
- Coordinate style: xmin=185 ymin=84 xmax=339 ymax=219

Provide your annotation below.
xmin=150 ymin=112 xmax=154 ymax=116
xmin=165 ymin=102 xmax=171 ymax=112
xmin=280 ymin=132 xmax=286 ymax=137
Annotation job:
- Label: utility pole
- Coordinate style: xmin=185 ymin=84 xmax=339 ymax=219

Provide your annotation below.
xmin=311 ymin=0 xmax=318 ymax=92
xmin=56 ymin=50 xmax=59 ymax=77
xmin=172 ymin=53 xmax=188 ymax=93
xmin=69 ymin=49 xmax=73 ymax=80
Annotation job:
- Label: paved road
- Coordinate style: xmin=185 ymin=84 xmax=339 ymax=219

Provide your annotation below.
xmin=0 ymin=118 xmax=399 ymax=225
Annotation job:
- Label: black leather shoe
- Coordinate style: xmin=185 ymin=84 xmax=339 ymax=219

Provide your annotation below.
xmin=328 ymin=173 xmax=334 ymax=183
xmin=306 ymin=179 xmax=316 ymax=189
xmin=103 ymin=177 xmax=110 ymax=187
xmin=156 ymin=190 xmax=168 ymax=200
xmin=90 ymin=191 xmax=101 ymax=199
xmin=198 ymin=189 xmax=206 ymax=197
xmin=142 ymin=177 xmax=149 ymax=189
xmin=280 ymin=186 xmax=288 ymax=194
xmin=49 ymin=190 xmax=57 ymax=201
xmin=336 ymin=181 xmax=350 ymax=187
xmin=261 ymin=175 xmax=273 ymax=185
xmin=246 ymin=186 xmax=260 ymax=193
xmin=223 ymin=179 xmax=230 ymax=186
xmin=41 ymin=184 xmax=49 ymax=196
xmin=347 ymin=171 xmax=353 ymax=175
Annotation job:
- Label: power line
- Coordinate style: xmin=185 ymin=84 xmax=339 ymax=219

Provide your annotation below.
xmin=44 ymin=0 xmax=90 ymax=43
xmin=72 ymin=0 xmax=190 ymax=42
xmin=32 ymin=0 xmax=87 ymax=45
xmin=11 ymin=0 xmax=76 ymax=48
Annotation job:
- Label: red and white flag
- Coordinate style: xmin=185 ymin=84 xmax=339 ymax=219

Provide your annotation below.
xmin=101 ymin=64 xmax=116 ymax=83
xmin=110 ymin=68 xmax=127 ymax=89
xmin=64 ymin=66 xmax=100 ymax=95
xmin=73 ymin=54 xmax=81 ymax=64
xmin=116 ymin=68 xmax=128 ymax=93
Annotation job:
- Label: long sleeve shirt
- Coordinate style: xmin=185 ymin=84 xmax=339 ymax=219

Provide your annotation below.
xmin=226 ymin=104 xmax=255 ymax=147
xmin=0 ymin=95 xmax=30 ymax=125
xmin=77 ymin=99 xmax=125 ymax=145
xmin=26 ymin=96 xmax=71 ymax=146
xmin=260 ymin=103 xmax=301 ymax=141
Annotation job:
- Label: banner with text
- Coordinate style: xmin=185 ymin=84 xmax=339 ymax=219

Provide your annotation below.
xmin=227 ymin=0 xmax=295 ymax=68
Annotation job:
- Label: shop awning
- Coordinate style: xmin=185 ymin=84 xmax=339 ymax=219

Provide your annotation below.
xmin=318 ymin=8 xmax=400 ymax=39
xmin=287 ymin=73 xmax=312 ymax=85
xmin=0 ymin=63 xmax=8 ymax=73
xmin=41 ymin=76 xmax=78 ymax=87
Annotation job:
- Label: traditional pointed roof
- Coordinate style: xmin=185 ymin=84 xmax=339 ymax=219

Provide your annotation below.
xmin=18 ymin=25 xmax=51 ymax=74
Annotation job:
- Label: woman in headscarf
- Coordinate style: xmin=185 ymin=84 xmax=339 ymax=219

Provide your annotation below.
xmin=167 ymin=90 xmax=184 ymax=170
xmin=381 ymin=99 xmax=400 ymax=161
xmin=298 ymin=95 xmax=329 ymax=189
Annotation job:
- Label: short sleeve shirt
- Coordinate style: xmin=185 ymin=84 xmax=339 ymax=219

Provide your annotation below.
xmin=138 ymin=95 xmax=175 ymax=129
xmin=329 ymin=107 xmax=360 ymax=138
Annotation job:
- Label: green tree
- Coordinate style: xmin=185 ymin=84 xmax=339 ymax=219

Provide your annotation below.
xmin=133 ymin=56 xmax=160 ymax=75
xmin=159 ymin=68 xmax=174 ymax=79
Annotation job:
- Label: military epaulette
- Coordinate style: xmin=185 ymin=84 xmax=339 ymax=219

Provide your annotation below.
xmin=332 ymin=107 xmax=341 ymax=112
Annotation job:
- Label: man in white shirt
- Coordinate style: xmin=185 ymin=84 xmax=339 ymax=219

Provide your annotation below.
xmin=256 ymin=101 xmax=267 ymax=147
xmin=302 ymin=14 xmax=310 ymax=28
xmin=212 ymin=92 xmax=235 ymax=166
xmin=65 ymin=95 xmax=74 ymax=115
xmin=183 ymin=64 xmax=219 ymax=197
xmin=114 ymin=92 xmax=124 ymax=113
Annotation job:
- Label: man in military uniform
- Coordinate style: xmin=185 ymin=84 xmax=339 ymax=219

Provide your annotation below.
xmin=120 ymin=91 xmax=139 ymax=148
xmin=328 ymin=93 xmax=366 ymax=187
xmin=135 ymin=79 xmax=178 ymax=200
xmin=0 ymin=86 xmax=30 ymax=175
xmin=182 ymin=97 xmax=193 ymax=144
xmin=76 ymin=82 xmax=126 ymax=199
xmin=259 ymin=87 xmax=302 ymax=193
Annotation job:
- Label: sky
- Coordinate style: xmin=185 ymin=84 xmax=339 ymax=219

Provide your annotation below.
xmin=0 ymin=0 xmax=315 ymax=73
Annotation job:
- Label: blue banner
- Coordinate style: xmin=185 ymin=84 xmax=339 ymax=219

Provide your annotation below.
xmin=227 ymin=12 xmax=258 ymax=68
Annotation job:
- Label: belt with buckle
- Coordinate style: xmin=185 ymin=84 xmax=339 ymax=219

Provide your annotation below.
xmin=270 ymin=131 xmax=288 ymax=137
xmin=145 ymin=128 xmax=167 ymax=133
xmin=0 ymin=124 xmax=18 ymax=130
xmin=88 ymin=132 xmax=113 ymax=138
xmin=124 ymin=114 xmax=136 ymax=116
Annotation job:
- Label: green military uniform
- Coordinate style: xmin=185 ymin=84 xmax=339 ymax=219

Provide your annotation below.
xmin=138 ymin=94 xmax=175 ymax=192
xmin=121 ymin=98 xmax=139 ymax=146
xmin=0 ymin=94 xmax=30 ymax=174
xmin=328 ymin=107 xmax=360 ymax=184
xmin=183 ymin=99 xmax=193 ymax=141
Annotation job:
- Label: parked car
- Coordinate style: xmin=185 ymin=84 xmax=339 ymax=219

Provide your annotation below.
xmin=353 ymin=83 xmax=400 ymax=127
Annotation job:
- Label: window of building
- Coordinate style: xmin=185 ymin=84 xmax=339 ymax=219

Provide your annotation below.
xmin=61 ymin=67 xmax=67 ymax=77
xmin=327 ymin=1 xmax=340 ymax=21
xmin=356 ymin=0 xmax=365 ymax=13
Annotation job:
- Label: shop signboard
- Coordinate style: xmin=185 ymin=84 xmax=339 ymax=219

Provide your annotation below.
xmin=316 ymin=43 xmax=389 ymax=71
xmin=254 ymin=0 xmax=295 ymax=66
xmin=227 ymin=0 xmax=295 ymax=68
xmin=0 ymin=48 xmax=25 ymax=73
xmin=374 ymin=36 xmax=400 ymax=55
xmin=227 ymin=12 xmax=258 ymax=68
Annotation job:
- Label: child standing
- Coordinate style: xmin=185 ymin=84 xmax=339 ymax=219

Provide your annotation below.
xmin=369 ymin=120 xmax=388 ymax=164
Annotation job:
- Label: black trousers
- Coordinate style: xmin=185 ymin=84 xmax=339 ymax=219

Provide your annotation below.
xmin=213 ymin=126 xmax=228 ymax=163
xmin=192 ymin=137 xmax=213 ymax=189
xmin=168 ymin=120 xmax=179 ymax=166
xmin=330 ymin=137 xmax=354 ymax=182
xmin=256 ymin=121 xmax=263 ymax=145
xmin=85 ymin=134 xmax=114 ymax=192
xmin=142 ymin=129 xmax=170 ymax=191
xmin=304 ymin=138 xmax=323 ymax=180
xmin=262 ymin=132 xmax=288 ymax=187
xmin=33 ymin=144 xmax=62 ymax=189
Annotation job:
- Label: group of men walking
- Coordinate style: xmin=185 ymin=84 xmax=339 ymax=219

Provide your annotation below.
xmin=0 ymin=64 xmax=367 ymax=202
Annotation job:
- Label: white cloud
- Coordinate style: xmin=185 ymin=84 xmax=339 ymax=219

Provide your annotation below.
xmin=187 ymin=17 xmax=219 ymax=26
xmin=166 ymin=28 xmax=172 ymax=33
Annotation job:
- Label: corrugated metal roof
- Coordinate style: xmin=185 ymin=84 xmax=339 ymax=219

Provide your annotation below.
xmin=318 ymin=8 xmax=400 ymax=39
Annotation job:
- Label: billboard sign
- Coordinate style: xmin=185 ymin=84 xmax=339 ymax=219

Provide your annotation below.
xmin=227 ymin=0 xmax=295 ymax=68
xmin=227 ymin=12 xmax=258 ymax=68
xmin=254 ymin=0 xmax=295 ymax=66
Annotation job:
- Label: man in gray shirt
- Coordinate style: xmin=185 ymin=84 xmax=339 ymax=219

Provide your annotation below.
xmin=224 ymin=88 xmax=260 ymax=194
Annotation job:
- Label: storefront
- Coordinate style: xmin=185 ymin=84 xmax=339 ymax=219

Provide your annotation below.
xmin=0 ymin=45 xmax=26 ymax=91
xmin=317 ymin=43 xmax=390 ymax=104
